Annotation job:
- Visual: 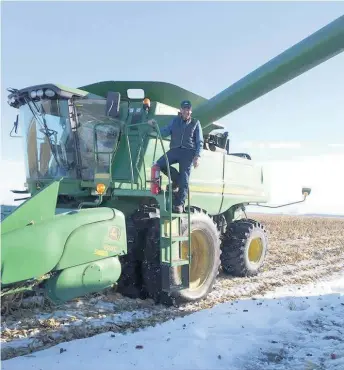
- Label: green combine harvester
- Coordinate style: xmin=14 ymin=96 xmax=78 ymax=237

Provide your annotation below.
xmin=2 ymin=15 xmax=344 ymax=308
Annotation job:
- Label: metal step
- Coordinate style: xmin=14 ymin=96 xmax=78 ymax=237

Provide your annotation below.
xmin=167 ymin=285 xmax=187 ymax=293
xmin=161 ymin=263 xmax=189 ymax=292
xmin=161 ymin=235 xmax=189 ymax=242
xmin=171 ymin=213 xmax=188 ymax=217
xmin=161 ymin=212 xmax=188 ymax=218
xmin=162 ymin=258 xmax=189 ymax=267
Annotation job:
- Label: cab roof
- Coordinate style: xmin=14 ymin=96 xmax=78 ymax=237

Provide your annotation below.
xmin=78 ymin=80 xmax=207 ymax=109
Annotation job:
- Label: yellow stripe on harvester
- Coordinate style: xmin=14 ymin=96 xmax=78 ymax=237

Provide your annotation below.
xmin=188 ymin=184 xmax=265 ymax=197
xmin=94 ymin=249 xmax=109 ymax=257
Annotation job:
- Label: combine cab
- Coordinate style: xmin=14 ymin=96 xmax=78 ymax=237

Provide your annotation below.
xmin=1 ymin=15 xmax=343 ymax=308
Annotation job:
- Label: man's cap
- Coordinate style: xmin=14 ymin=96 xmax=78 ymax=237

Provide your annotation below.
xmin=180 ymin=100 xmax=192 ymax=109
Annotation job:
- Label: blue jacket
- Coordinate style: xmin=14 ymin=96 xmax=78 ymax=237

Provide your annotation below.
xmin=160 ymin=116 xmax=204 ymax=157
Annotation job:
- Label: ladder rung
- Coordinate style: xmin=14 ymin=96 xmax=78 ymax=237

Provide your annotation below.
xmin=162 ymin=236 xmax=189 ymax=242
xmin=167 ymin=285 xmax=186 ymax=292
xmin=170 ymin=213 xmax=188 ymax=218
xmin=161 ymin=263 xmax=189 ymax=291
xmin=162 ymin=259 xmax=189 ymax=267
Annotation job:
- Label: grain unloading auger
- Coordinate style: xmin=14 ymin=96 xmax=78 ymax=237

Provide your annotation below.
xmin=2 ymin=15 xmax=344 ymax=308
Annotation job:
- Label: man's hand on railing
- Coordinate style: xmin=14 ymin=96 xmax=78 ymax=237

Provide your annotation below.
xmin=193 ymin=156 xmax=200 ymax=168
xmin=147 ymin=119 xmax=157 ymax=127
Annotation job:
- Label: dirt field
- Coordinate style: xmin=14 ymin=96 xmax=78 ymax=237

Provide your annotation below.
xmin=1 ymin=213 xmax=344 ymax=360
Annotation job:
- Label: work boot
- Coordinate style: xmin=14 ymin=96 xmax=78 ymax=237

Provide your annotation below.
xmin=166 ymin=183 xmax=179 ymax=193
xmin=172 ymin=205 xmax=184 ymax=213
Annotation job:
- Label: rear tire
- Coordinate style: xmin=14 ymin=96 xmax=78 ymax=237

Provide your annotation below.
xmin=142 ymin=211 xmax=221 ymax=305
xmin=220 ymin=218 xmax=268 ymax=276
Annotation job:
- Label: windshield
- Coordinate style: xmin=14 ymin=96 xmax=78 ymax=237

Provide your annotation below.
xmin=20 ymin=99 xmax=77 ymax=180
xmin=20 ymin=97 xmax=123 ymax=182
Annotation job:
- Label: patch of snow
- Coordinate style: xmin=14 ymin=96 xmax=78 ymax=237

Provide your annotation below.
xmin=1 ymin=338 xmax=37 ymax=350
xmin=2 ymin=273 xmax=343 ymax=370
xmin=1 ymin=305 xmax=155 ymax=355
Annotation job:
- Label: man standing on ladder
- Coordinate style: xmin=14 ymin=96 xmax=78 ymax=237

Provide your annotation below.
xmin=148 ymin=100 xmax=204 ymax=213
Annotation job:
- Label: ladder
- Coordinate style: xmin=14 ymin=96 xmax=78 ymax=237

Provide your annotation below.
xmin=125 ymin=120 xmax=192 ymax=293
xmin=159 ymin=174 xmax=191 ymax=293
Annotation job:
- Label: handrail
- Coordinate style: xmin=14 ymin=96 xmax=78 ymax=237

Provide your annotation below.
xmin=134 ymin=132 xmax=148 ymax=189
xmin=125 ymin=121 xmax=172 ymax=203
xmin=124 ymin=120 xmax=191 ymax=267
xmin=187 ymin=185 xmax=191 ymax=265
xmin=152 ymin=124 xmax=173 ymax=264
xmin=125 ymin=126 xmax=135 ymax=189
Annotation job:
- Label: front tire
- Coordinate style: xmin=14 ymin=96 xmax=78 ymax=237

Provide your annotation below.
xmin=142 ymin=211 xmax=221 ymax=305
xmin=220 ymin=218 xmax=268 ymax=277
xmin=116 ymin=217 xmax=146 ymax=299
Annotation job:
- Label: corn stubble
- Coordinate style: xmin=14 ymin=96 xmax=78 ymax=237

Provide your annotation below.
xmin=2 ymin=214 xmax=343 ymax=360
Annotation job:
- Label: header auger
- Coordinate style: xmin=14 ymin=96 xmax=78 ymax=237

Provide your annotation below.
xmin=2 ymin=15 xmax=344 ymax=310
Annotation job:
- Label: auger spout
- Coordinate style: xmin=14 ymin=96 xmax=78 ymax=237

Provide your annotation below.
xmin=194 ymin=15 xmax=344 ymax=132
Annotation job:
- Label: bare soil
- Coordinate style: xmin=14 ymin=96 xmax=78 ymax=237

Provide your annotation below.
xmin=1 ymin=213 xmax=344 ymax=360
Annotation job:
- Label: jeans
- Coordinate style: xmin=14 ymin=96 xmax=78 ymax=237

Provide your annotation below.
xmin=156 ymin=147 xmax=195 ymax=206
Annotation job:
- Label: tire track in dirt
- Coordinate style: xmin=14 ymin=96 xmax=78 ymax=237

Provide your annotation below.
xmin=182 ymin=252 xmax=344 ymax=311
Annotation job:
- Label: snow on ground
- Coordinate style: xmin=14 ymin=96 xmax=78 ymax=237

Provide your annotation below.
xmin=3 ymin=273 xmax=344 ymax=370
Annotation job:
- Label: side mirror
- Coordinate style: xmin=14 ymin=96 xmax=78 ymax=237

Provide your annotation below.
xmin=302 ymin=187 xmax=311 ymax=198
xmin=14 ymin=114 xmax=19 ymax=133
xmin=10 ymin=114 xmax=22 ymax=138
xmin=106 ymin=91 xmax=121 ymax=118
xmin=225 ymin=137 xmax=230 ymax=155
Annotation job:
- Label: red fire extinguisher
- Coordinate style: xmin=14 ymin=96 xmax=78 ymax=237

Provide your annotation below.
xmin=150 ymin=164 xmax=161 ymax=195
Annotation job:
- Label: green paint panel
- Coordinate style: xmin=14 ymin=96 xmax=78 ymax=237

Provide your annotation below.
xmin=26 ymin=179 xmax=91 ymax=199
xmin=1 ymin=180 xmax=61 ymax=235
xmin=45 ymin=257 xmax=121 ymax=303
xmin=187 ymin=149 xmax=225 ymax=215
xmin=101 ymin=198 xmax=145 ymax=218
xmin=55 ymin=208 xmax=127 ymax=269
xmin=220 ymin=155 xmax=268 ymax=213
xmin=1 ymin=224 xmax=65 ymax=285
xmin=1 ymin=207 xmax=121 ymax=285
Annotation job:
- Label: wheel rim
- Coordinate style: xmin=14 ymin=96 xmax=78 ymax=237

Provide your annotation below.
xmin=180 ymin=229 xmax=212 ymax=291
xmin=248 ymin=237 xmax=263 ymax=263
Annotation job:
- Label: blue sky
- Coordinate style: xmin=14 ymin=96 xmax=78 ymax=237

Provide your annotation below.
xmin=1 ymin=1 xmax=344 ymax=214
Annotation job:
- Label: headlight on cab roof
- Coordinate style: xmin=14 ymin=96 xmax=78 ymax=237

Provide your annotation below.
xmin=37 ymin=89 xmax=44 ymax=98
xmin=30 ymin=88 xmax=56 ymax=99
xmin=45 ymin=89 xmax=55 ymax=97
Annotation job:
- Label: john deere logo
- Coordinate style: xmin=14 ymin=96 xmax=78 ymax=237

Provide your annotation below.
xmin=109 ymin=226 xmax=121 ymax=241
